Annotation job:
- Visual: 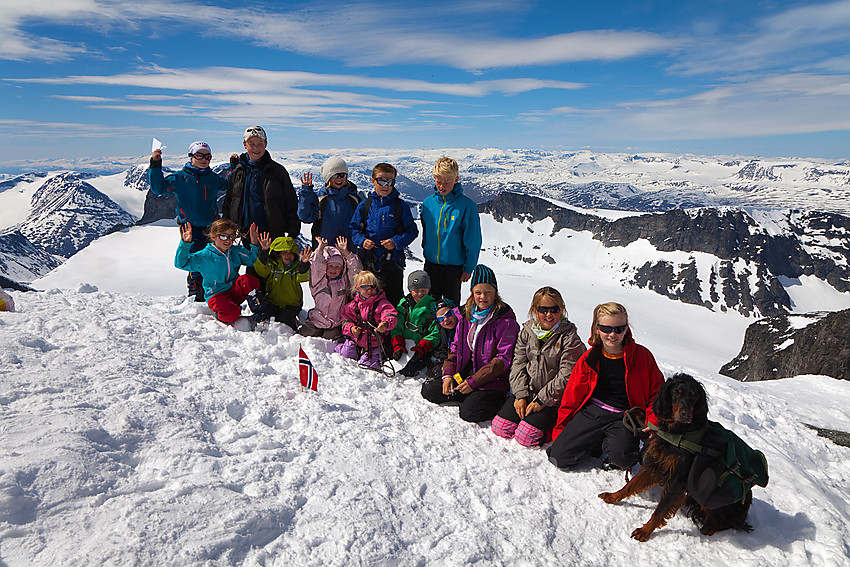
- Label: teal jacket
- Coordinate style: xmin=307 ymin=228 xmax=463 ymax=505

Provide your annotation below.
xmin=420 ymin=183 xmax=482 ymax=273
xmin=174 ymin=240 xmax=258 ymax=300
xmin=149 ymin=161 xmax=226 ymax=227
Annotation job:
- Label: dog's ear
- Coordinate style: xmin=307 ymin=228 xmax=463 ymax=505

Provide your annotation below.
xmin=653 ymin=379 xmax=672 ymax=420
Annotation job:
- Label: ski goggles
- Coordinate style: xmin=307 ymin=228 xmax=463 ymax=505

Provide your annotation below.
xmin=373 ymin=177 xmax=396 ymax=187
xmin=191 ymin=153 xmax=212 ymax=160
xmin=217 ymin=233 xmax=237 ymax=242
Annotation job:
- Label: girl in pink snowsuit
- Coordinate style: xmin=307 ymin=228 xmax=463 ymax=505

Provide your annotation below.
xmin=335 ymin=271 xmax=397 ymax=369
xmin=300 ymin=236 xmax=362 ymax=340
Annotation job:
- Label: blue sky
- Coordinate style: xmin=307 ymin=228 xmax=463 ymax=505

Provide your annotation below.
xmin=2 ymin=0 xmax=850 ymax=170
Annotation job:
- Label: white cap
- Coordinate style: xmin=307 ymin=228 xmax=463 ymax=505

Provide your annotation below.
xmin=188 ymin=141 xmax=211 ymax=155
xmin=243 ymin=126 xmax=267 ymax=142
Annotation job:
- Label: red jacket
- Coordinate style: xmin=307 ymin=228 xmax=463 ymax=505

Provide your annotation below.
xmin=551 ymin=340 xmax=664 ymax=440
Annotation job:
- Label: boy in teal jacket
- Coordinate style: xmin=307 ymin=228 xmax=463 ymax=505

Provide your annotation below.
xmin=391 ymin=270 xmax=441 ymax=377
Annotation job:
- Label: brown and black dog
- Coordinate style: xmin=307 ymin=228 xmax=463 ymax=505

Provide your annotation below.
xmin=599 ymin=373 xmax=752 ymax=541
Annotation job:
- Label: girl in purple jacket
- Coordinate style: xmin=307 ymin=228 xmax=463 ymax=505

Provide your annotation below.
xmin=334 ymin=271 xmax=397 ymax=370
xmin=421 ymin=265 xmax=520 ymax=422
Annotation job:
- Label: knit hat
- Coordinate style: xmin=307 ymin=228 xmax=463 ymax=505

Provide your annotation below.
xmin=269 ymin=236 xmax=298 ymax=254
xmin=243 ymin=125 xmax=267 ymax=142
xmin=321 ymin=157 xmax=349 ymax=186
xmin=469 ymin=264 xmax=497 ymax=291
xmin=407 ymin=270 xmax=431 ymax=291
xmin=324 ymin=246 xmax=345 ymax=266
xmin=188 ymin=141 xmax=211 ymax=155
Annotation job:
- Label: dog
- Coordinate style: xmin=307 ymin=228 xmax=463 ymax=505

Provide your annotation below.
xmin=598 ymin=373 xmax=753 ymax=541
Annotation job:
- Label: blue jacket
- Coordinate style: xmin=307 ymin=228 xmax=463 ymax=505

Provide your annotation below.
xmin=297 ymin=182 xmax=361 ymax=245
xmin=420 ymin=183 xmax=482 ymax=273
xmin=349 ymin=189 xmax=418 ymax=271
xmin=174 ymin=240 xmax=259 ymax=300
xmin=148 ymin=162 xmax=225 ymax=227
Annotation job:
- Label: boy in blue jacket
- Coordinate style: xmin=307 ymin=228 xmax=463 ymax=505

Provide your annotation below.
xmin=149 ymin=141 xmax=227 ymax=301
xmin=349 ymin=163 xmax=418 ymax=306
xmin=420 ymin=157 xmax=482 ymax=305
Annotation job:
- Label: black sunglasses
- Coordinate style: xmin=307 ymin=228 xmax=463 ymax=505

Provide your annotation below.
xmin=597 ymin=323 xmax=628 ymax=334
xmin=330 ymin=172 xmax=347 ymax=179
xmin=536 ymin=305 xmax=561 ymax=315
xmin=373 ymin=177 xmax=396 ymax=187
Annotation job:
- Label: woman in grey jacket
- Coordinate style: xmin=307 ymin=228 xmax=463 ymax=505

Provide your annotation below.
xmin=491 ymin=287 xmax=586 ymax=447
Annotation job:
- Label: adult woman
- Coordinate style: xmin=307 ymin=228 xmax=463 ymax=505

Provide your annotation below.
xmin=547 ymin=302 xmax=664 ymax=470
xmin=421 ymin=265 xmax=519 ymax=423
xmin=491 ymin=287 xmax=586 ymax=447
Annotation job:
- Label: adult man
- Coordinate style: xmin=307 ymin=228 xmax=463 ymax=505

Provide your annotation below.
xmin=223 ymin=126 xmax=300 ymax=239
xmin=420 ymin=157 xmax=482 ymax=305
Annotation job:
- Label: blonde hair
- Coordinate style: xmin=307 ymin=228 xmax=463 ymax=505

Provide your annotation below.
xmin=372 ymin=163 xmax=397 ymax=178
xmin=351 ymin=270 xmax=380 ymax=295
xmin=588 ymin=302 xmax=633 ymax=347
xmin=463 ymin=282 xmax=506 ymax=321
xmin=432 ymin=157 xmax=459 ymax=178
xmin=529 ymin=286 xmax=567 ymax=323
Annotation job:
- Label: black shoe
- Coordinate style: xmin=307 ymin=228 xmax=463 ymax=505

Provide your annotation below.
xmin=247 ymin=291 xmax=271 ymax=322
xmin=400 ymin=356 xmax=427 ymax=377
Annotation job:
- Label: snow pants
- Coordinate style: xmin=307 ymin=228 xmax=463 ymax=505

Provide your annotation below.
xmin=420 ymin=377 xmax=507 ymax=423
xmin=207 ymin=274 xmax=260 ymax=324
xmin=546 ymin=403 xmax=639 ymax=470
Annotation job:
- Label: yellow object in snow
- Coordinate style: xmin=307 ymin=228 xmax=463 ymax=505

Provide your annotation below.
xmin=0 ymin=291 xmax=14 ymax=312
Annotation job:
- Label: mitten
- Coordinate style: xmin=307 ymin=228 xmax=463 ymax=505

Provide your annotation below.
xmin=411 ymin=339 xmax=433 ymax=359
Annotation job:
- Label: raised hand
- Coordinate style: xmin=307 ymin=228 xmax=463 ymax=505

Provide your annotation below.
xmin=336 ymin=235 xmax=349 ymax=254
xmin=151 ymin=149 xmax=163 ymax=161
xmin=301 ymin=172 xmax=313 ymax=187
xmin=315 ymin=236 xmax=327 ymax=253
xmin=258 ymin=231 xmax=272 ymax=250
xmin=300 ymin=248 xmax=313 ymax=264
xmin=180 ymin=223 xmax=193 ymax=243
xmin=249 ymin=223 xmax=259 ymax=246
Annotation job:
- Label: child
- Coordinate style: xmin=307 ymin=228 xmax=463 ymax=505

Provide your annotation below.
xmin=175 ymin=219 xmax=262 ymax=324
xmin=390 ymin=270 xmax=440 ymax=377
xmin=428 ymin=298 xmax=459 ymax=377
xmin=335 ymin=271 xmax=397 ymax=370
xmin=298 ymin=156 xmax=362 ymax=248
xmin=547 ymin=302 xmax=664 ymax=471
xmin=420 ymin=157 xmax=482 ymax=305
xmin=253 ymin=235 xmax=311 ymax=330
xmin=149 ymin=141 xmax=227 ymax=301
xmin=349 ymin=163 xmax=418 ymax=306
xmin=421 ymin=265 xmax=519 ymax=423
xmin=491 ymin=287 xmax=586 ymax=448
xmin=301 ymin=236 xmax=363 ymax=340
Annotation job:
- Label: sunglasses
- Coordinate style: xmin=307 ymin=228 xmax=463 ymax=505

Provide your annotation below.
xmin=597 ymin=323 xmax=628 ymax=334
xmin=217 ymin=233 xmax=237 ymax=242
xmin=536 ymin=305 xmax=561 ymax=315
xmin=330 ymin=172 xmax=347 ymax=179
xmin=436 ymin=311 xmax=455 ymax=323
xmin=373 ymin=177 xmax=396 ymax=187
xmin=192 ymin=153 xmax=213 ymax=160
xmin=358 ymin=284 xmax=377 ymax=290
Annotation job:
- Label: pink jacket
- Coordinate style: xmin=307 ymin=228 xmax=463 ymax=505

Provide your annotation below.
xmin=307 ymin=248 xmax=362 ymax=329
xmin=341 ymin=290 xmax=397 ymax=349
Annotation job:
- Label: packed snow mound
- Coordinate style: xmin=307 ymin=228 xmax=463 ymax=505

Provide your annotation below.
xmin=0 ymin=288 xmax=848 ymax=566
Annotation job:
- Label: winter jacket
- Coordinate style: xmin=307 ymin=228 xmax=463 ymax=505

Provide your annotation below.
xmin=307 ymin=248 xmax=362 ymax=329
xmin=254 ymin=243 xmax=310 ymax=309
xmin=174 ymin=240 xmax=259 ymax=301
xmin=148 ymin=160 xmax=226 ymax=227
xmin=509 ymin=319 xmax=587 ymax=407
xmin=443 ymin=303 xmax=520 ymax=392
xmin=297 ymin=182 xmax=361 ymax=245
xmin=551 ymin=340 xmax=664 ymax=440
xmin=420 ymin=183 xmax=482 ymax=273
xmin=348 ymin=189 xmax=418 ymax=272
xmin=341 ymin=290 xmax=398 ymax=350
xmin=391 ymin=294 xmax=440 ymax=347
xmin=434 ymin=308 xmax=460 ymax=363
xmin=222 ymin=151 xmax=300 ymax=238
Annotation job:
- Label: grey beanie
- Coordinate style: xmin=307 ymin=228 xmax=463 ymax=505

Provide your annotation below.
xmin=321 ymin=156 xmax=348 ymax=186
xmin=407 ymin=270 xmax=431 ymax=291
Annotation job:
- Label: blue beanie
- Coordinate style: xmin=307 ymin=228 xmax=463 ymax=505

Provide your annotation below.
xmin=470 ymin=264 xmax=497 ymax=290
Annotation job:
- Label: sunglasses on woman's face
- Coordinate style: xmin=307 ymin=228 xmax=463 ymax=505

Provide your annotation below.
xmin=359 ymin=284 xmax=377 ymax=290
xmin=536 ymin=305 xmax=561 ymax=315
xmin=373 ymin=177 xmax=396 ymax=187
xmin=217 ymin=233 xmax=237 ymax=242
xmin=597 ymin=323 xmax=627 ymax=334
xmin=192 ymin=153 xmax=212 ymax=160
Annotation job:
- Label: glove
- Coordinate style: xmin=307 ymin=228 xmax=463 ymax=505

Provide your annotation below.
xmin=411 ymin=339 xmax=433 ymax=359
xmin=391 ymin=335 xmax=406 ymax=360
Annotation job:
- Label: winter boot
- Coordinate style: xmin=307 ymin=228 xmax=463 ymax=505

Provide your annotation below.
xmin=246 ymin=290 xmax=271 ymax=323
xmin=400 ymin=355 xmax=428 ymax=377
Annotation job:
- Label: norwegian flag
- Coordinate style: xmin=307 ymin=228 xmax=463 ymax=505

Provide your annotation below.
xmin=299 ymin=345 xmax=319 ymax=391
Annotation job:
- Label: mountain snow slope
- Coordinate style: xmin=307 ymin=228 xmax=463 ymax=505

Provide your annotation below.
xmin=2 ymin=219 xmax=849 ymax=566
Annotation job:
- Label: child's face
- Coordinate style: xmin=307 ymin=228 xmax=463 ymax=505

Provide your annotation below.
xmin=596 ymin=314 xmax=628 ymax=354
xmin=472 ymin=283 xmax=496 ymax=311
xmin=213 ymin=231 xmax=237 ymax=252
xmin=536 ymin=296 xmax=561 ymax=331
xmin=190 ymin=150 xmax=213 ymax=169
xmin=279 ymin=250 xmax=296 ymax=265
xmin=434 ymin=174 xmax=458 ymax=196
xmin=358 ymin=283 xmax=377 ymax=298
xmin=372 ymin=174 xmax=395 ymax=197
xmin=410 ymin=288 xmax=429 ymax=304
xmin=326 ymin=261 xmax=344 ymax=279
xmin=436 ymin=307 xmax=457 ymax=330
xmin=328 ymin=173 xmax=348 ymax=190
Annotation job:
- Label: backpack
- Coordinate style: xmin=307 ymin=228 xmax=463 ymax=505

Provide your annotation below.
xmin=686 ymin=421 xmax=769 ymax=508
xmin=312 ymin=190 xmax=361 ymax=241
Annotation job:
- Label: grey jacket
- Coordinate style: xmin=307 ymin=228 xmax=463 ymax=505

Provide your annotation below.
xmin=508 ymin=319 xmax=586 ymax=407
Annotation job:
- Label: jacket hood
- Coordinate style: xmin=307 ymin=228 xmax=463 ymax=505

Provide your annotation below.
xmin=324 ymin=246 xmax=345 ymax=265
xmin=270 ymin=236 xmax=298 ymax=253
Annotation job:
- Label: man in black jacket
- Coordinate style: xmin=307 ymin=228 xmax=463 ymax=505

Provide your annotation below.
xmin=223 ymin=126 xmax=300 ymax=240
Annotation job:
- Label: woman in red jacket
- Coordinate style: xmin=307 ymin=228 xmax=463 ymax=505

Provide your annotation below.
xmin=546 ymin=302 xmax=664 ymax=471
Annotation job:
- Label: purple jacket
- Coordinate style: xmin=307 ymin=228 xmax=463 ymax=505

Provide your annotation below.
xmin=443 ymin=303 xmax=519 ymax=392
xmin=341 ymin=290 xmax=397 ymax=350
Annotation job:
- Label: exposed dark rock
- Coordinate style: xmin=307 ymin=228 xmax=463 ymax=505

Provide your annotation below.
xmin=0 ymin=229 xmax=62 ymax=282
xmin=0 ymin=274 xmax=35 ymax=292
xmin=720 ymin=310 xmax=850 ymax=381
xmin=805 ymin=424 xmax=850 ymax=448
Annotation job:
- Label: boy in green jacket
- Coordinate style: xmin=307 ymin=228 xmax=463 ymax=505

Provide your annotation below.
xmin=391 ymin=270 xmax=441 ymax=377
xmin=253 ymin=236 xmax=311 ymax=330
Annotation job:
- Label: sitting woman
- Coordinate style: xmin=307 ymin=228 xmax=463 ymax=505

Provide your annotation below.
xmin=546 ymin=302 xmax=664 ymax=471
xmin=421 ymin=265 xmax=519 ymax=423
xmin=491 ymin=287 xmax=586 ymax=447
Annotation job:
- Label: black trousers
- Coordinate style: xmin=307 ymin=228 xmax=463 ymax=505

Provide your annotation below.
xmin=546 ymin=403 xmax=639 ymax=469
xmin=375 ymin=266 xmax=404 ymax=307
xmin=424 ymin=261 xmax=464 ymax=306
xmin=496 ymin=394 xmax=560 ymax=432
xmin=421 ymin=377 xmax=507 ymax=423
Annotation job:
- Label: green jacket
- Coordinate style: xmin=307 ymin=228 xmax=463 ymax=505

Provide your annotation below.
xmin=254 ymin=249 xmax=310 ymax=308
xmin=391 ymin=293 xmax=440 ymax=346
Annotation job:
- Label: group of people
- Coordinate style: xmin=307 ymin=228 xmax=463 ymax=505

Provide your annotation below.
xmin=149 ymin=126 xmax=665 ymax=471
